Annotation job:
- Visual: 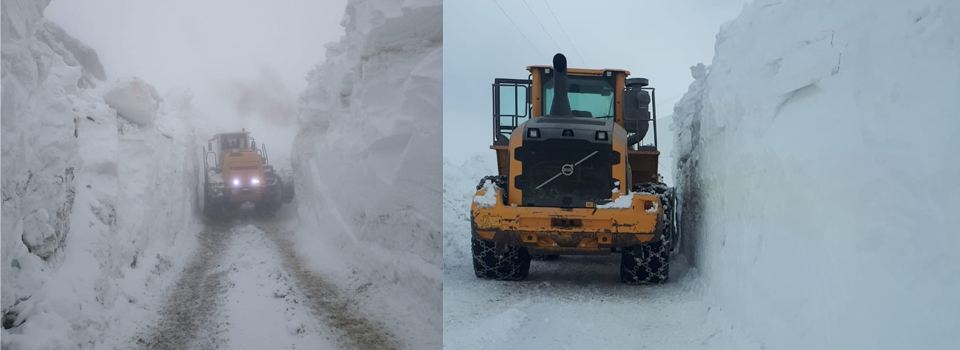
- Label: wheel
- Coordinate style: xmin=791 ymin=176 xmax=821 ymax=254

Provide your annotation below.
xmin=472 ymin=237 xmax=530 ymax=280
xmin=532 ymin=254 xmax=559 ymax=261
xmin=202 ymin=200 xmax=236 ymax=220
xmin=281 ymin=176 xmax=295 ymax=204
xmin=254 ymin=201 xmax=277 ymax=217
xmin=633 ymin=182 xmax=678 ymax=252
xmin=256 ymin=174 xmax=283 ymax=217
xmin=619 ymin=240 xmax=670 ymax=284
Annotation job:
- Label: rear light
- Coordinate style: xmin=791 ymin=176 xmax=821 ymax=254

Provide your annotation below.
xmin=596 ymin=131 xmax=608 ymax=141
xmin=643 ymin=201 xmax=654 ymax=210
xmin=527 ymin=128 xmax=540 ymax=138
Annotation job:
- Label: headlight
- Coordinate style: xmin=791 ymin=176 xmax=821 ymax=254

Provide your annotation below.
xmin=251 ymin=178 xmax=260 ymax=185
xmin=232 ymin=179 xmax=240 ymax=186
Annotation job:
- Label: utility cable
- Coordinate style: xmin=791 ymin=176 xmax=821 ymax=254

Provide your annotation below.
xmin=521 ymin=0 xmax=564 ymax=54
xmin=542 ymin=0 xmax=587 ymax=66
xmin=492 ymin=0 xmax=548 ymax=61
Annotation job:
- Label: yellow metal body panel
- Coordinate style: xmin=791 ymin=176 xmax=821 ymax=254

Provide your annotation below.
xmin=472 ymin=188 xmax=663 ymax=253
xmin=507 ymin=124 xmax=525 ymax=206
xmin=221 ymin=150 xmax=265 ymax=202
xmin=482 ymin=62 xmax=665 ymax=254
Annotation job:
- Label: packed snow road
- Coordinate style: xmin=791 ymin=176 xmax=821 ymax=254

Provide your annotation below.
xmin=130 ymin=208 xmax=397 ymax=350
xmin=443 ymin=255 xmax=763 ymax=350
xmin=442 ymin=157 xmax=761 ymax=350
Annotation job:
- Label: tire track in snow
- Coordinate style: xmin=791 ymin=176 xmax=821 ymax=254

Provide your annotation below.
xmin=257 ymin=223 xmax=399 ymax=350
xmin=136 ymin=221 xmax=233 ymax=349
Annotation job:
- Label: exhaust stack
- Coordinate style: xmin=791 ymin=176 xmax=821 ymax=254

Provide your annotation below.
xmin=549 ymin=53 xmax=572 ymax=117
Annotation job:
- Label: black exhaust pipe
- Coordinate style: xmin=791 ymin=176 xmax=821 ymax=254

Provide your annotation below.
xmin=549 ymin=53 xmax=572 ymax=117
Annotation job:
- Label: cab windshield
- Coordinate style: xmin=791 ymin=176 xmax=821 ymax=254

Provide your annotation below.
xmin=220 ymin=134 xmax=249 ymax=150
xmin=542 ymin=74 xmax=616 ymax=118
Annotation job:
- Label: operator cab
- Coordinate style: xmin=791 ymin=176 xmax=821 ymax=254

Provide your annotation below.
xmin=220 ymin=133 xmax=250 ymax=151
xmin=491 ymin=65 xmax=661 ymax=183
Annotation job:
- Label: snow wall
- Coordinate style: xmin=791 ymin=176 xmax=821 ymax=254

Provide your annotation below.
xmin=291 ymin=0 xmax=442 ymax=347
xmin=673 ymin=0 xmax=960 ymax=349
xmin=1 ymin=1 xmax=202 ymax=348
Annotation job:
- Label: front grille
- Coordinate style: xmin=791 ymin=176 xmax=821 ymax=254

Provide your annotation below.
xmin=514 ymin=139 xmax=617 ymax=207
xmin=230 ymin=165 xmax=260 ymax=171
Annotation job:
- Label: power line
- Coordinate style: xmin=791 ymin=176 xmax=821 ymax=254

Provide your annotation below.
xmin=660 ymin=92 xmax=686 ymax=104
xmin=542 ymin=0 xmax=587 ymax=66
xmin=492 ymin=0 xmax=548 ymax=61
xmin=520 ymin=0 xmax=563 ymax=55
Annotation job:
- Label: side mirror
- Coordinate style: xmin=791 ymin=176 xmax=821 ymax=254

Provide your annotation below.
xmin=622 ymin=89 xmax=650 ymax=141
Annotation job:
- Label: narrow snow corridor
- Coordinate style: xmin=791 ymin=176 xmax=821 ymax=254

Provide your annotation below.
xmin=443 ymin=254 xmax=763 ymax=350
xmin=442 ymin=158 xmax=760 ymax=349
xmin=257 ymin=221 xmax=399 ymax=350
xmin=135 ymin=222 xmax=233 ymax=349
xmin=126 ymin=210 xmax=392 ymax=350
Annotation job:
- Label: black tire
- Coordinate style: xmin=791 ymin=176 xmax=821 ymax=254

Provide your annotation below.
xmin=532 ymin=254 xmax=559 ymax=261
xmin=633 ymin=182 xmax=677 ymax=252
xmin=472 ymin=237 xmax=530 ymax=280
xmin=620 ymin=240 xmax=670 ymax=284
xmin=256 ymin=173 xmax=283 ymax=217
xmin=282 ymin=176 xmax=295 ymax=204
xmin=203 ymin=200 xmax=236 ymax=220
xmin=255 ymin=201 xmax=277 ymax=217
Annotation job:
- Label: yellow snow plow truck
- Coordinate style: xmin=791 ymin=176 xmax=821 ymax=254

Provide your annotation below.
xmin=199 ymin=129 xmax=292 ymax=218
xmin=471 ymin=53 xmax=678 ymax=284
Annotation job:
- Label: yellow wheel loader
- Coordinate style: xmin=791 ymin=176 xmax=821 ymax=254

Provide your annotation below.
xmin=199 ymin=129 xmax=292 ymax=218
xmin=471 ymin=53 xmax=679 ymax=284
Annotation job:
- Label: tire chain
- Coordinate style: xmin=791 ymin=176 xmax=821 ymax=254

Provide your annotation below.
xmin=471 ymin=237 xmax=530 ymax=280
xmin=621 ymin=182 xmax=673 ymax=284
xmin=633 ymin=182 xmax=675 ymax=250
xmin=620 ymin=240 xmax=669 ymax=284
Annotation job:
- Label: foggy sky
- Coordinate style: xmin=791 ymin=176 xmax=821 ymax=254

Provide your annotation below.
xmin=45 ymin=0 xmax=348 ymax=167
xmin=443 ymin=0 xmax=749 ymax=163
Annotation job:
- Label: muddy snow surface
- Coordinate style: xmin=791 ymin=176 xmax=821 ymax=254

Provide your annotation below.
xmin=129 ymin=207 xmax=397 ymax=350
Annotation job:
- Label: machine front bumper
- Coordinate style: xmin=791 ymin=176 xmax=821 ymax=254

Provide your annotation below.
xmin=471 ymin=190 xmax=664 ymax=254
xmin=208 ymin=186 xmax=263 ymax=203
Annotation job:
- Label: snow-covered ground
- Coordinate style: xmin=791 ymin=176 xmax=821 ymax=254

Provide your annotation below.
xmin=443 ymin=157 xmax=761 ymax=349
xmin=291 ymin=0 xmax=443 ymax=348
xmin=3 ymin=0 xmax=442 ymax=349
xmin=444 ymin=1 xmax=958 ymax=349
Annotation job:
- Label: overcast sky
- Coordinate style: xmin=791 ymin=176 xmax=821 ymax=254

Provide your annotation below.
xmin=443 ymin=0 xmax=749 ymax=166
xmin=45 ymin=0 xmax=347 ymax=168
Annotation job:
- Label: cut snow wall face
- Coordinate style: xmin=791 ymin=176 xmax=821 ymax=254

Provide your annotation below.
xmin=1 ymin=1 xmax=200 ymax=346
xmin=35 ymin=19 xmax=106 ymax=88
xmin=292 ymin=0 xmax=442 ymax=343
xmin=1 ymin=1 xmax=84 ymax=268
xmin=103 ymin=77 xmax=162 ymax=125
xmin=673 ymin=0 xmax=960 ymax=349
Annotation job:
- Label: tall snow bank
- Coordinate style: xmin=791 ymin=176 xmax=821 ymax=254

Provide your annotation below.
xmin=673 ymin=1 xmax=960 ymax=349
xmin=103 ymin=77 xmax=162 ymax=125
xmin=292 ymin=0 xmax=441 ymax=347
xmin=2 ymin=2 xmax=202 ymax=348
xmin=34 ymin=19 xmax=105 ymax=88
xmin=442 ymin=155 xmax=496 ymax=270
